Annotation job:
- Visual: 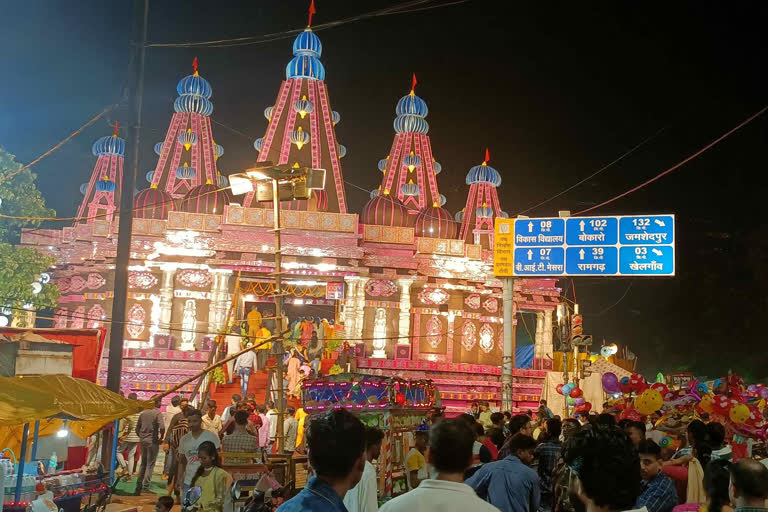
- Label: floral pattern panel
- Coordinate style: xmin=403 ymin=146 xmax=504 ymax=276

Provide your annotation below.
xmin=87 ymin=304 xmax=106 ymax=328
xmin=425 ymin=316 xmax=443 ymax=349
xmin=417 ymin=287 xmax=449 ymax=305
xmin=461 ymin=321 xmax=477 ymax=351
xmin=128 ymin=271 xmax=159 ymax=290
xmin=464 ymin=293 xmax=481 ymax=310
xmin=70 ymin=306 xmax=85 ymax=329
xmin=479 ymin=323 xmax=495 ymax=353
xmin=365 ymin=280 xmax=398 ymax=298
xmin=54 ymin=308 xmax=68 ymax=329
xmin=483 ymin=297 xmax=499 ymax=314
xmin=176 ymin=269 xmax=212 ymax=289
xmin=126 ymin=304 xmax=146 ymax=339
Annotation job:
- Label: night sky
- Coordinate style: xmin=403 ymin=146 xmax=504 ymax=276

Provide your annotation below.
xmin=2 ymin=1 xmax=767 ymax=380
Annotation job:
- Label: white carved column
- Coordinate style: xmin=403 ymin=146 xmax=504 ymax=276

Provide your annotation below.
xmin=541 ymin=309 xmax=554 ymax=358
xmin=397 ymin=278 xmax=413 ymax=345
xmin=354 ymin=277 xmax=369 ymax=343
xmin=208 ymin=272 xmax=232 ymax=333
xmin=534 ymin=311 xmax=545 ymax=359
xmin=342 ymin=277 xmax=357 ymax=340
xmin=158 ymin=267 xmax=176 ymax=333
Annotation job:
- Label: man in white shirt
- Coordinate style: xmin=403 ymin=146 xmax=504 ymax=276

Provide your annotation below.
xmin=344 ymin=426 xmax=385 ymax=512
xmin=178 ymin=409 xmax=221 ymax=495
xmin=201 ymin=400 xmax=222 ymax=435
xmin=234 ymin=344 xmax=257 ymax=398
xmin=380 ymin=419 xmax=499 ymax=512
xmin=226 ymin=326 xmax=243 ymax=384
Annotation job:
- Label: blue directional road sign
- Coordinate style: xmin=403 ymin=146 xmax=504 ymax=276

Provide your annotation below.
xmin=619 ymin=215 xmax=674 ymax=245
xmin=512 ymin=247 xmax=565 ymax=275
xmin=566 ymin=217 xmax=619 ymax=246
xmin=566 ymin=246 xmax=618 ymax=275
xmin=513 ymin=218 xmax=565 ymax=247
xmin=619 ymin=246 xmax=674 ymax=275
xmin=497 ymin=214 xmax=675 ymax=277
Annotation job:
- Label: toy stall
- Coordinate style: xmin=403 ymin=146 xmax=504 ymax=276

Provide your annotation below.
xmin=301 ymin=374 xmax=438 ymax=499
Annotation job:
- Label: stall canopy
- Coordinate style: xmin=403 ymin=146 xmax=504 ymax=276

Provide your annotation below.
xmin=0 ymin=375 xmax=153 ymax=454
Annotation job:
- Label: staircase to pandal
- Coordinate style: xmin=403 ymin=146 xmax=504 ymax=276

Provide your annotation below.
xmin=355 ymin=357 xmax=548 ymax=415
xmin=97 ymin=340 xmax=215 ymax=403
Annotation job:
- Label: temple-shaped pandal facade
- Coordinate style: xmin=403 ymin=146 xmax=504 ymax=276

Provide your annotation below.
xmin=21 ymin=26 xmax=559 ymax=414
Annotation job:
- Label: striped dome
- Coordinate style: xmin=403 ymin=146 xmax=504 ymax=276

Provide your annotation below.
xmin=92 ymin=135 xmax=125 ymax=157
xmin=289 ymin=127 xmax=310 ymax=148
xmin=175 ymin=164 xmax=196 ymax=180
xmin=264 ymin=106 xmax=274 ymax=120
xmin=401 ymin=182 xmax=420 ymax=197
xmin=466 ymin=163 xmax=502 ymax=187
xmin=433 ymin=161 xmax=442 ymax=174
xmin=214 ymin=144 xmax=224 ymax=158
xmin=476 ymin=206 xmax=494 ymax=219
xmin=338 ymin=144 xmax=347 ymax=158
xmin=177 ymin=74 xmax=212 ymax=99
xmin=332 ymin=111 xmax=341 ymax=125
xmin=145 ymin=171 xmax=155 ymax=183
xmin=378 ymin=158 xmax=389 ymax=172
xmin=179 ymin=183 xmax=230 ymax=215
xmin=217 ymin=174 xmax=229 ymax=187
xmin=370 ymin=188 xmax=380 ymax=199
xmin=286 ymin=55 xmax=326 ymax=80
xmin=415 ymin=206 xmax=457 ymax=239
xmin=174 ymin=94 xmax=213 ymax=116
xmin=403 ymin=153 xmax=421 ymax=169
xmin=154 ymin=142 xmax=164 ymax=155
xmin=95 ymin=178 xmax=116 ymax=193
xmin=80 ymin=183 xmax=88 ymax=195
xmin=455 ymin=209 xmax=465 ymax=222
xmin=499 ymin=211 xmax=509 ymax=218
xmin=396 ymin=93 xmax=428 ymax=117
xmin=178 ymin=130 xmax=198 ymax=148
xmin=361 ymin=195 xmax=412 ymax=227
xmin=292 ymin=29 xmax=322 ymax=58
xmin=394 ymin=115 xmax=429 ymax=134
xmin=293 ymin=97 xmax=314 ymax=117
xmin=134 ymin=187 xmax=174 ymax=219
xmin=438 ymin=194 xmax=447 ymax=207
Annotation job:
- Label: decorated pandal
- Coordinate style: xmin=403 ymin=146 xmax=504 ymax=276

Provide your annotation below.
xmin=19 ymin=27 xmax=562 ymax=412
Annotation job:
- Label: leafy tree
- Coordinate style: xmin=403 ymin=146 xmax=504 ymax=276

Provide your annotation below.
xmin=0 ymin=145 xmax=59 ymax=326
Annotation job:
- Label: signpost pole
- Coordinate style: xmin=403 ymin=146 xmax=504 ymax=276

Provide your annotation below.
xmin=501 ymin=277 xmax=516 ymax=412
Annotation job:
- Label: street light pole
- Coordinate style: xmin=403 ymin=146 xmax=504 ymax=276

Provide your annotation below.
xmin=271 ymin=178 xmax=286 ymax=454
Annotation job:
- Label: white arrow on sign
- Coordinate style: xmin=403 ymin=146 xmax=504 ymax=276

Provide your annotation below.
xmin=527 ymin=249 xmax=533 ymax=260
xmin=655 ymin=219 xmax=666 ymax=227
xmin=579 ymin=220 xmax=585 ymax=232
xmin=528 ymin=221 xmax=533 ymax=233
xmin=579 ymin=249 xmax=585 ymax=260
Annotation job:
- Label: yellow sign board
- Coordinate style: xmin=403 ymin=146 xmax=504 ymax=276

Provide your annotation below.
xmin=494 ymin=218 xmax=515 ymax=276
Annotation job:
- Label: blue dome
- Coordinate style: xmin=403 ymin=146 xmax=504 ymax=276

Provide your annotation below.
xmin=393 ymin=114 xmax=429 ymax=134
xmin=332 ymin=111 xmax=341 ymax=125
xmin=96 ymin=179 xmax=116 ymax=193
xmin=92 ymin=135 xmax=125 ymax=157
xmin=264 ymin=106 xmax=274 ymax=120
xmin=254 ymin=138 xmax=264 ymax=151
xmin=401 ymin=182 xmax=420 ymax=197
xmin=174 ymin=94 xmax=213 ymax=116
xmin=466 ymin=163 xmax=502 ymax=187
xmin=176 ymin=165 xmax=196 ymax=180
xmin=476 ymin=206 xmax=494 ymax=219
xmin=80 ymin=183 xmax=89 ymax=195
xmin=292 ymin=29 xmax=322 ymax=58
xmin=145 ymin=170 xmax=155 ymax=182
xmin=378 ymin=158 xmax=389 ymax=172
xmin=154 ymin=142 xmax=164 ymax=155
xmin=289 ymin=128 xmax=310 ymax=148
xmin=396 ymin=93 xmax=428 ymax=117
xmin=438 ymin=194 xmax=447 ymax=207
xmin=455 ymin=209 xmax=465 ymax=222
xmin=286 ymin=55 xmax=326 ymax=80
xmin=293 ymin=97 xmax=314 ymax=117
xmin=403 ymin=154 xmax=421 ymax=169
xmin=433 ymin=161 xmax=442 ymax=174
xmin=214 ymin=144 xmax=224 ymax=158
xmin=499 ymin=211 xmax=509 ymax=219
xmin=218 ymin=174 xmax=229 ymax=187
xmin=338 ymin=144 xmax=347 ymax=158
xmin=178 ymin=131 xmax=198 ymax=148
xmin=177 ymin=74 xmax=212 ymax=99
xmin=370 ymin=188 xmax=380 ymax=199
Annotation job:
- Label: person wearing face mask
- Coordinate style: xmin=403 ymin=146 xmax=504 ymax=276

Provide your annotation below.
xmin=466 ymin=433 xmax=540 ymax=512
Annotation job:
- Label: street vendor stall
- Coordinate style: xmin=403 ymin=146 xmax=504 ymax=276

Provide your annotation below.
xmin=301 ymin=374 xmax=437 ymax=499
xmin=0 ymin=375 xmax=150 ymax=511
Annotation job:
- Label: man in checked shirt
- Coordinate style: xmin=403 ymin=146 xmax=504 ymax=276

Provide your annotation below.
xmin=222 ymin=410 xmax=260 ymax=464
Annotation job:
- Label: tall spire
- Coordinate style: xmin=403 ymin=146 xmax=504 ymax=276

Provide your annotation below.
xmin=307 ymin=0 xmax=316 ymax=28
xmin=458 ymin=149 xmax=506 ymax=249
xmin=142 ymin=58 xmax=223 ymax=201
xmin=246 ymin=23 xmax=347 ymax=213
xmin=361 ymin=77 xmax=456 ymax=239
xmin=75 ymin=127 xmax=125 ymax=226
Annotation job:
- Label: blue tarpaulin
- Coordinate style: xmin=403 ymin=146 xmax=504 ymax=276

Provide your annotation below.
xmin=516 ymin=344 xmax=535 ymax=369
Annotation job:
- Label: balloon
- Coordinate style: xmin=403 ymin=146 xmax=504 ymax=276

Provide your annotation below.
xmin=556 ymin=384 xmax=564 ymax=395
xmin=748 ymin=384 xmax=758 ymax=394
xmin=566 ymin=397 xmax=576 ymax=406
xmin=699 ymin=394 xmax=714 ymax=413
xmin=659 ymin=437 xmax=672 ymax=448
xmin=574 ymin=397 xmax=585 ymax=406
xmin=729 ymin=403 xmax=750 ymax=424
xmin=619 ymin=407 xmax=642 ymax=422
xmin=635 ymin=389 xmax=664 ymax=416
xmin=602 ymin=372 xmax=620 ymax=394
xmin=760 ymin=387 xmax=768 ymax=399
xmin=651 ymin=383 xmax=669 ymax=397
xmin=696 ymin=382 xmax=709 ymax=395
xmin=562 ymin=383 xmax=575 ymax=396
xmin=570 ymin=387 xmax=583 ymax=398
xmin=581 ymin=402 xmax=592 ymax=412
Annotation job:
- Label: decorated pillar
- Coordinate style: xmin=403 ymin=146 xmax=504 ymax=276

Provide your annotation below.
xmin=158 ymin=267 xmax=176 ymax=333
xmin=397 ymin=278 xmax=413 ymax=345
xmin=207 ymin=272 xmax=232 ymax=333
xmin=354 ymin=278 xmax=369 ymax=343
xmin=342 ymin=277 xmax=358 ymax=340
xmin=541 ymin=309 xmax=554 ymax=358
xmin=534 ymin=311 xmax=545 ymax=359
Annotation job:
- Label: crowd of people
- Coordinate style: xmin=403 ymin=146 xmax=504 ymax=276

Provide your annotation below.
xmin=276 ymin=399 xmax=768 ymax=512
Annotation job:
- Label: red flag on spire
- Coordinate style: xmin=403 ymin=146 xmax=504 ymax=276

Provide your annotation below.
xmin=411 ymin=73 xmax=418 ymax=92
xmin=112 ymin=121 xmax=119 ymax=136
xmin=192 ymin=57 xmax=198 ymax=74
xmin=485 ymin=148 xmax=490 ymax=163
xmin=308 ymin=0 xmax=317 ymax=27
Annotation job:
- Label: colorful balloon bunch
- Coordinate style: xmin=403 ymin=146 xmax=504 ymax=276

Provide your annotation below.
xmin=557 ymin=382 xmax=592 ymax=413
